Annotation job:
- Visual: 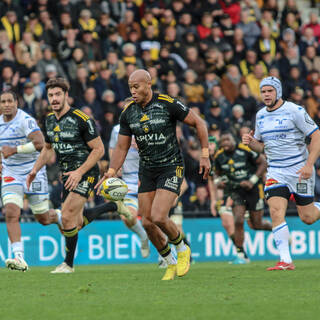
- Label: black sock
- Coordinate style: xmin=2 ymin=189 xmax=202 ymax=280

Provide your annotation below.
xmin=230 ymin=234 xmax=236 ymax=245
xmin=169 ymin=232 xmax=183 ymax=246
xmin=63 ymin=227 xmax=78 ymax=267
xmin=159 ymin=243 xmax=172 ymax=258
xmin=82 ymin=202 xmax=117 ymax=227
xmin=236 ymin=246 xmax=248 ymax=259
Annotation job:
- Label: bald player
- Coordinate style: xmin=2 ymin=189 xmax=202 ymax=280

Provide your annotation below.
xmin=96 ymin=69 xmax=211 ymax=280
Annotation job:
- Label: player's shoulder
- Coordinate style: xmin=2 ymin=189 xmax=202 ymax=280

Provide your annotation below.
xmin=237 ymin=143 xmax=253 ymax=153
xmin=214 ymin=147 xmax=225 ymax=159
xmin=256 ymin=106 xmax=268 ymax=119
xmin=121 ymin=99 xmax=135 ymax=114
xmin=72 ymin=108 xmax=90 ymax=122
xmin=284 ymin=101 xmax=304 ymax=112
xmin=157 ymin=93 xmax=175 ymax=104
xmin=45 ymin=111 xmax=55 ymax=120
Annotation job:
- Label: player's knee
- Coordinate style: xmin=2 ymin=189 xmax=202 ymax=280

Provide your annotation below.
xmin=35 ymin=214 xmax=51 ymax=226
xmin=141 ymin=217 xmax=154 ymax=233
xmin=300 ymin=214 xmax=316 ymax=225
xmin=152 ymin=215 xmax=167 ymax=228
xmin=61 ymin=215 xmax=74 ymax=227
xmin=4 ymin=204 xmax=20 ymax=222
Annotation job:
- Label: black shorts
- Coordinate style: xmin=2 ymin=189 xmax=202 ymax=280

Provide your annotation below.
xmin=264 ymin=186 xmax=314 ymax=206
xmin=138 ymin=165 xmax=184 ymax=195
xmin=231 ymin=183 xmax=264 ymax=211
xmin=62 ymin=170 xmax=99 ymax=202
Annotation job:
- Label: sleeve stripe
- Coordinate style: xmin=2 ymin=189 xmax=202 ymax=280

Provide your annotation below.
xmin=74 ymin=109 xmax=90 ymax=119
xmin=158 ymin=97 xmax=174 ymax=103
xmin=73 ymin=110 xmax=89 ymax=121
xmin=122 ymin=100 xmax=135 ymax=113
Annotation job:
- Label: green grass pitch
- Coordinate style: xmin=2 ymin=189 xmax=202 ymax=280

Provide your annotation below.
xmin=1 ymin=260 xmax=320 ymax=320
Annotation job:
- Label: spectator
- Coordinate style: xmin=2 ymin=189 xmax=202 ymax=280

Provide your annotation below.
xmin=66 ymin=47 xmax=89 ymax=81
xmin=306 ymin=84 xmax=320 ymax=119
xmin=302 ymin=12 xmax=320 ymax=42
xmin=78 ymin=9 xmax=98 ymax=39
xmin=20 ymin=82 xmax=43 ymax=118
xmin=219 ymin=0 xmax=241 ymax=25
xmin=0 ymin=10 xmax=22 ymax=44
xmin=197 ymin=12 xmax=213 ymax=40
xmin=220 ymin=64 xmax=245 ymax=104
xmin=254 ymin=24 xmax=278 ymax=60
xmin=236 ymin=8 xmax=260 ymax=49
xmin=38 ymin=10 xmax=60 ymax=49
xmin=78 ymin=87 xmax=103 ymax=120
xmin=36 ymin=45 xmax=67 ymax=80
xmin=204 ymin=99 xmax=229 ymax=132
xmin=234 ymin=82 xmax=258 ymax=122
xmin=302 ymin=46 xmax=320 ymax=73
xmin=140 ymin=25 xmax=161 ymax=61
xmin=184 ymin=46 xmax=206 ymax=81
xmin=57 ymin=28 xmax=81 ymax=66
xmin=219 ymin=13 xmax=234 ymax=44
xmin=118 ymin=9 xmax=142 ymax=42
xmin=176 ymin=12 xmax=196 ymax=41
xmin=246 ymin=63 xmax=267 ymax=101
xmin=122 ymin=42 xmax=143 ymax=68
xmin=299 ymin=27 xmax=319 ymax=56
xmin=80 ymin=30 xmax=102 ymax=62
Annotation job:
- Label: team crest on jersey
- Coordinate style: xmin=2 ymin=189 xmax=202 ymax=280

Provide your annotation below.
xmin=140 ymin=114 xmax=149 ymax=122
xmin=54 ymin=134 xmax=59 ymax=142
xmin=142 ymin=124 xmax=149 ymax=133
xmin=53 ymin=125 xmax=61 ymax=132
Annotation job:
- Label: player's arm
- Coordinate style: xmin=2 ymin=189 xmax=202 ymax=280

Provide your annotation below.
xmin=27 ymin=142 xmax=55 ymax=190
xmin=240 ymin=153 xmax=267 ymax=190
xmin=242 ymin=130 xmax=264 ymax=153
xmin=95 ymin=134 xmax=131 ymax=192
xmin=1 ymin=130 xmax=44 ymax=159
xmin=183 ymin=109 xmax=211 ymax=179
xmin=64 ymin=136 xmax=105 ymax=191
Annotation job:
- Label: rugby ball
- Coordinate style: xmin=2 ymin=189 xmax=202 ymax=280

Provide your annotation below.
xmin=99 ymin=177 xmax=128 ymax=201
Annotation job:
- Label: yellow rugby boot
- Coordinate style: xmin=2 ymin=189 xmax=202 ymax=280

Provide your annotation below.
xmin=177 ymin=246 xmax=191 ymax=277
xmin=161 ymin=264 xmax=177 ymax=280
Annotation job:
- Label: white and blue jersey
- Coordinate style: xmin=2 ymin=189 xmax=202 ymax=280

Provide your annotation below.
xmin=0 ymin=109 xmax=41 ymax=175
xmin=1 ymin=109 xmax=49 ymax=210
xmin=109 ymin=124 xmax=139 ymax=198
xmin=254 ymin=101 xmax=318 ymax=197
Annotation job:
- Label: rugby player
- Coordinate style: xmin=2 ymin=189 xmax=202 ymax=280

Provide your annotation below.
xmin=96 ymin=69 xmax=211 ymax=280
xmin=243 ymin=76 xmax=320 ymax=270
xmin=212 ymin=132 xmax=272 ymax=264
xmin=0 ymin=90 xmax=61 ymax=271
xmin=27 ymin=78 xmax=130 ymax=273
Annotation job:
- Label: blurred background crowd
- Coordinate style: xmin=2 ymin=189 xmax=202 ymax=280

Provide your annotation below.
xmin=1 ymin=0 xmax=320 ymax=218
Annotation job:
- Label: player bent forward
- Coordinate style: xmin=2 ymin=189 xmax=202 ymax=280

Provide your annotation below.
xmin=0 ymin=90 xmax=62 ymax=271
xmin=243 ymin=76 xmax=320 ymax=270
xmin=96 ymin=69 xmax=211 ymax=280
xmin=27 ymin=78 xmax=110 ymax=273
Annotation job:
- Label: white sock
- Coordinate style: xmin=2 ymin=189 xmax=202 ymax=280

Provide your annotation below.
xmin=176 ymin=240 xmax=187 ymax=253
xmin=163 ymin=252 xmax=177 ymax=265
xmin=11 ymin=241 xmax=24 ymax=259
xmin=273 ymin=222 xmax=292 ymax=263
xmin=130 ymin=220 xmax=148 ymax=241
xmin=55 ymin=209 xmax=63 ymax=227
xmin=314 ymin=202 xmax=320 ymax=214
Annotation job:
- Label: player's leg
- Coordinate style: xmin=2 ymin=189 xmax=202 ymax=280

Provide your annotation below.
xmin=294 ymin=170 xmax=320 ymax=224
xmin=139 ymin=191 xmax=176 ymax=280
xmin=265 ymin=185 xmax=294 ymax=270
xmin=248 ymin=210 xmax=272 ymax=230
xmin=151 ymin=189 xmax=191 ymax=277
xmin=51 ymin=192 xmax=87 ymax=273
xmin=232 ymin=204 xmax=249 ymax=264
xmin=247 ymin=184 xmax=272 ymax=231
xmin=121 ymin=196 xmax=149 ymax=258
xmin=2 ymin=182 xmax=28 ymax=271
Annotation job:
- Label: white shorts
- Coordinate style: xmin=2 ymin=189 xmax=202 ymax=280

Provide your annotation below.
xmin=124 ymin=194 xmax=138 ymax=211
xmin=1 ymin=166 xmax=49 ymax=214
xmin=265 ymin=162 xmax=315 ymax=197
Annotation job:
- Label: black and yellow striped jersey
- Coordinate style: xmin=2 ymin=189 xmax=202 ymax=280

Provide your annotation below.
xmin=119 ymin=93 xmax=189 ymax=168
xmin=44 ymin=107 xmax=99 ymax=173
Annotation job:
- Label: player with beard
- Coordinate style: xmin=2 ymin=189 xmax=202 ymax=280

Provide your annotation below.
xmin=27 ymin=78 xmax=131 ymax=273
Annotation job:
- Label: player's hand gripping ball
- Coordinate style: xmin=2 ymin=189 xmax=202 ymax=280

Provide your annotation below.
xmin=99 ymin=177 xmax=128 ymax=201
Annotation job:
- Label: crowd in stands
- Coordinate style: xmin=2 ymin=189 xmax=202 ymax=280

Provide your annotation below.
xmin=1 ymin=0 xmax=320 ymax=215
